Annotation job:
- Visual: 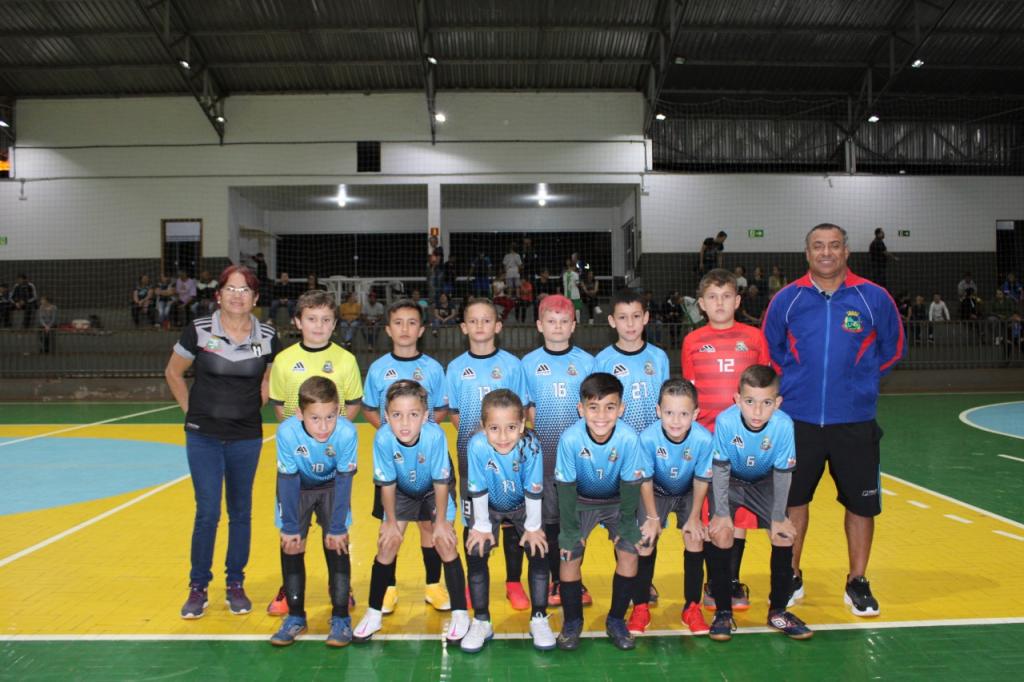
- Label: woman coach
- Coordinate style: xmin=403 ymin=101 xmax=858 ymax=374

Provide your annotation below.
xmin=165 ymin=264 xmax=280 ymax=619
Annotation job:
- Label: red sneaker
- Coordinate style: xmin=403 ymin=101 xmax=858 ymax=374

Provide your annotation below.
xmin=506 ymin=581 xmax=530 ymax=610
xmin=266 ymin=586 xmax=287 ymax=616
xmin=681 ymin=602 xmax=709 ymax=635
xmin=548 ymin=583 xmax=561 ymax=606
xmin=627 ymin=603 xmax=651 ymax=635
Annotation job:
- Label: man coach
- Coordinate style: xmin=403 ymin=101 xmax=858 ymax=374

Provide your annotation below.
xmin=762 ymin=223 xmax=904 ymax=617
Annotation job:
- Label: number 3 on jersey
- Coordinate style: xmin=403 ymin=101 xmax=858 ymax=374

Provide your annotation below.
xmin=717 ymin=358 xmax=735 ymax=372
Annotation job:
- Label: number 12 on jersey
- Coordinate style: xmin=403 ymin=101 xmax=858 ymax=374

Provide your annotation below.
xmin=717 ymin=358 xmax=735 ymax=372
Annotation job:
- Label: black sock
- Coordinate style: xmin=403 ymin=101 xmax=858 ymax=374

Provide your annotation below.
xmin=324 ymin=546 xmax=351 ymax=618
xmin=281 ymin=550 xmax=306 ymax=618
xmin=707 ymin=544 xmax=733 ymax=614
xmin=422 ymin=546 xmax=443 ymax=584
xmin=368 ymin=558 xmax=395 ymax=611
xmin=683 ymin=550 xmax=704 ymax=607
xmin=633 ymin=547 xmax=656 ymax=605
xmin=730 ymin=538 xmax=746 ymax=582
xmin=503 ymin=525 xmax=524 ymax=583
xmin=561 ymin=580 xmax=583 ymax=623
xmin=769 ymin=545 xmax=794 ymax=611
xmin=467 ymin=551 xmax=490 ymax=620
xmin=545 ymin=523 xmax=560 ymax=587
xmin=443 ymin=558 xmax=467 ymax=610
xmin=610 ymin=572 xmax=635 ymax=620
xmin=527 ymin=553 xmax=548 ymax=617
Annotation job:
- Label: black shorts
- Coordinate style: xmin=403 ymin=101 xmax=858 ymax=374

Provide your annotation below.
xmin=790 ymin=419 xmax=883 ymax=517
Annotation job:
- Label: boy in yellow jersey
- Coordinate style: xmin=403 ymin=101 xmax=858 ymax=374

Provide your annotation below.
xmin=266 ymin=289 xmax=364 ymax=615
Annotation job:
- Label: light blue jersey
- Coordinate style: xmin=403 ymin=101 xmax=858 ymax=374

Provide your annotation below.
xmin=372 ymin=421 xmax=452 ymax=498
xmin=276 ymin=415 xmax=358 ymax=488
xmin=362 ymin=352 xmax=448 ymax=420
xmin=466 ymin=431 xmax=544 ymax=513
xmin=445 ymin=349 xmax=531 ymax=475
xmin=593 ymin=343 xmax=669 ymax=434
xmin=521 ymin=345 xmax=594 ymax=475
xmin=638 ymin=420 xmax=714 ymax=497
xmin=711 ymin=405 xmax=796 ymax=483
xmin=555 ymin=419 xmax=645 ymax=503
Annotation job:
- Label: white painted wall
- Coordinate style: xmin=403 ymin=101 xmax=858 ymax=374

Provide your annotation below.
xmin=641 ymin=174 xmax=1024 ymax=253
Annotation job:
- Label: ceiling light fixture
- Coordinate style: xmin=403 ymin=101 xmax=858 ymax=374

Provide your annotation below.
xmin=537 ymin=183 xmax=549 ymax=206
xmin=434 ymin=112 xmax=447 ymax=123
xmin=0 ymin=119 xmax=9 ymax=128
xmin=655 ymin=113 xmax=667 ymax=121
xmin=215 ymin=115 xmax=225 ymax=123
xmin=674 ymin=56 xmax=686 ymax=65
xmin=538 ymin=198 xmax=547 ymax=207
xmin=911 ymin=59 xmax=925 ymax=68
xmin=867 ymin=114 xmax=880 ymax=123
xmin=426 ymin=55 xmax=439 ymax=65
xmin=337 ymin=184 xmax=347 ymax=208
xmin=178 ymin=59 xmax=190 ymax=69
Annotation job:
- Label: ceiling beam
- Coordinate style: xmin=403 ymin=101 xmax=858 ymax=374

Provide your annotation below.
xmin=414 ymin=0 xmax=437 ymax=144
xmin=643 ymin=0 xmax=688 ymax=137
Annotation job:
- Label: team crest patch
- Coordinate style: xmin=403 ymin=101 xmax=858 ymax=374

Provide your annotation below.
xmin=325 ymin=445 xmax=336 ymax=458
xmin=644 ymin=361 xmax=655 ymax=376
xmin=440 ymin=466 xmax=450 ymax=478
xmin=735 ymin=341 xmax=748 ymax=352
xmin=567 ymin=363 xmax=578 ymax=376
xmin=699 ymin=344 xmax=716 ymax=353
xmin=530 ymin=482 xmax=543 ymax=493
xmin=633 ymin=469 xmax=646 ymax=480
xmin=322 ymin=361 xmax=334 ymax=374
xmin=461 ymin=367 xmax=477 ymax=380
xmin=491 ymin=366 xmax=503 ymax=379
xmin=683 ymin=447 xmax=692 ymax=461
xmin=730 ymin=435 xmax=745 ymax=448
xmin=656 ymin=446 xmax=669 ymax=460
xmin=384 ymin=368 xmax=398 ymax=380
xmin=486 ymin=460 xmax=500 ymax=473
xmin=612 ymin=363 xmax=629 ymax=377
xmin=393 ymin=451 xmax=404 ymax=464
xmin=205 ymin=338 xmax=221 ymax=351
xmin=374 ymin=467 xmax=385 ymax=479
xmin=292 ymin=361 xmax=306 ymax=372
xmin=413 ymin=368 xmax=424 ymax=381
xmin=786 ymin=456 xmax=796 ymax=469
xmin=842 ymin=310 xmax=863 ymax=333
xmin=512 ymin=460 xmax=520 ymax=473
xmin=295 ymin=445 xmax=309 ymax=457
xmin=609 ymin=448 xmax=619 ymax=463
xmin=536 ymin=363 xmax=552 ymax=376
xmin=760 ymin=437 xmax=772 ymax=451
xmin=417 ymin=453 xmax=426 ymax=464
xmin=579 ymin=447 xmax=592 ymax=459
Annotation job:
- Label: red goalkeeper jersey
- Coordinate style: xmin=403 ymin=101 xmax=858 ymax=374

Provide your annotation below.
xmin=681 ymin=322 xmax=769 ymax=431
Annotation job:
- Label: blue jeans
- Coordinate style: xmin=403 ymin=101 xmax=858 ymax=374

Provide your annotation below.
xmin=185 ymin=430 xmax=262 ymax=587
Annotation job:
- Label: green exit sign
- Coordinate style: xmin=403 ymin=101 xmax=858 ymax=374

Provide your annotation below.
xmin=897 ymin=230 xmax=910 ymax=237
xmin=747 ymin=229 xmax=765 ymax=238
xmin=0 ymin=236 xmax=7 ymax=246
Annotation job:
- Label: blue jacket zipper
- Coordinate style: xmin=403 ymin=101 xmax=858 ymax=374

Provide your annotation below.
xmin=820 ymin=295 xmax=831 ymax=427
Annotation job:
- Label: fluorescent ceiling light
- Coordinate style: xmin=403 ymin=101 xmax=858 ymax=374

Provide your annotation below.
xmin=867 ymin=114 xmax=880 ymax=123
xmin=911 ymin=59 xmax=924 ymax=68
xmin=426 ymin=56 xmax=439 ymax=65
xmin=337 ymin=184 xmax=347 ymax=208
xmin=538 ymin=198 xmax=547 ymax=207
xmin=178 ymin=59 xmax=190 ymax=69
xmin=655 ymin=113 xmax=667 ymax=121
xmin=0 ymin=119 xmax=9 ymax=128
xmin=434 ymin=112 xmax=447 ymax=123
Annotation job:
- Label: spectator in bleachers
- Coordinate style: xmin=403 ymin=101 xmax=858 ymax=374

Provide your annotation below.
xmin=503 ymin=243 xmax=522 ymax=293
xmin=268 ymin=272 xmax=298 ymax=324
xmin=990 ymin=289 xmax=1016 ymax=320
xmin=431 ymin=292 xmax=459 ymax=335
xmin=643 ymin=289 xmax=662 ymax=343
xmin=662 ymin=290 xmax=684 ymax=346
xmin=733 ymin=265 xmax=748 ymax=293
xmin=739 ymin=284 xmax=766 ymax=326
xmin=428 ymin=234 xmax=444 ymax=262
xmin=427 ymin=252 xmax=443 ymax=304
xmin=1006 ymin=313 xmax=1023 ymax=361
xmin=131 ymin=275 xmax=157 ymax=327
xmin=699 ymin=231 xmax=727 ymax=275
xmin=11 ymin=273 xmax=37 ymax=329
xmin=37 ymin=295 xmax=57 ymax=354
xmin=362 ymin=290 xmax=386 ymax=349
xmin=1002 ymin=273 xmax=1022 ymax=303
xmin=443 ymin=255 xmax=458 ymax=299
xmin=533 ymin=268 xmax=558 ymax=320
xmin=579 ymin=269 xmax=601 ymax=324
xmin=471 ymin=251 xmax=492 ymax=298
xmin=411 ymin=288 xmax=430 ymax=318
xmin=194 ymin=271 xmax=218 ymax=317
xmin=173 ymin=270 xmax=197 ymax=327
xmin=562 ymin=258 xmax=582 ymax=323
xmin=493 ymin=286 xmax=515 ymax=321
xmin=156 ymin=274 xmax=175 ymax=329
xmin=0 ymin=283 xmax=11 ymax=328
xmin=251 ymin=252 xmax=270 ymax=300
xmin=337 ymin=291 xmax=362 ymax=349
xmin=957 ymin=272 xmax=977 ymax=301
xmin=909 ymin=294 xmax=928 ymax=344
xmin=750 ymin=266 xmax=767 ymax=294
xmin=869 ymin=228 xmax=896 ymax=290
xmin=520 ymin=237 xmax=542 ymax=282
xmin=492 ymin=268 xmax=507 ymax=299
xmin=768 ymin=265 xmax=786 ymax=298
xmin=960 ymin=288 xmax=981 ymax=321
xmin=515 ymin=277 xmax=534 ymax=323
xmin=304 ymin=273 xmax=327 ymax=292
xmin=928 ymin=293 xmax=950 ymax=342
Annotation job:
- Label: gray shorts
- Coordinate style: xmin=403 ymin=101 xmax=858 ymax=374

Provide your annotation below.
xmin=564 ymin=505 xmax=638 ymax=561
xmin=542 ymin=477 xmax=560 ymax=525
xmin=707 ymin=477 xmax=774 ymax=529
xmin=389 ymin=488 xmax=457 ymax=524
xmin=464 ymin=504 xmax=529 ymax=553
xmin=636 ymin=492 xmax=696 ymax=530
xmin=275 ymin=484 xmax=335 ymax=539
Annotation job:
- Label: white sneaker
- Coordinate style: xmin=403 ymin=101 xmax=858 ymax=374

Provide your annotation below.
xmin=353 ymin=608 xmax=383 ymax=642
xmin=460 ymin=618 xmax=493 ymax=653
xmin=529 ymin=614 xmax=557 ymax=651
xmin=446 ymin=609 xmax=471 ymax=642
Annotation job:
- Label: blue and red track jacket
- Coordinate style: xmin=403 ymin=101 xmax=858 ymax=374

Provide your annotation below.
xmin=762 ymin=271 xmax=904 ymax=426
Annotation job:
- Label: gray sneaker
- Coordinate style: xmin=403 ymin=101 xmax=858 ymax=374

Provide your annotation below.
xmin=181 ymin=584 xmax=209 ymax=619
xmin=225 ymin=582 xmax=252 ymax=615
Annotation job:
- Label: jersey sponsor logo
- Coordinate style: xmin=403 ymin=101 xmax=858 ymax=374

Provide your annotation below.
xmin=683 ymin=447 xmax=692 ymax=461
xmin=612 ymin=363 xmax=629 ymax=377
xmin=295 ymin=445 xmax=310 ymax=458
xmin=461 ymin=367 xmax=477 ymax=380
xmin=655 ymin=446 xmax=669 ymax=460
xmin=393 ymin=451 xmax=404 ymax=464
xmin=760 ymin=436 xmax=772 ymax=451
xmin=699 ymin=344 xmax=716 ymax=353
xmin=292 ymin=361 xmax=306 ymax=372
xmin=491 ymin=366 xmax=503 ymax=379
xmin=413 ymin=368 xmax=424 ymax=381
xmin=322 ymin=361 xmax=334 ymax=374
xmin=644 ymin=361 xmax=655 ymax=376
xmin=842 ymin=310 xmax=863 ymax=333
xmin=325 ymin=445 xmax=336 ymax=458
xmin=735 ymin=341 xmax=749 ymax=351
xmin=384 ymin=368 xmax=398 ymax=380
xmin=486 ymin=459 xmax=500 ymax=473
xmin=579 ymin=447 xmax=592 ymax=459
xmin=567 ymin=363 xmax=578 ymax=376
xmin=535 ymin=363 xmax=552 ymax=376
xmin=608 ymin=447 xmax=619 ymax=463
xmin=730 ymin=435 xmax=745 ymax=448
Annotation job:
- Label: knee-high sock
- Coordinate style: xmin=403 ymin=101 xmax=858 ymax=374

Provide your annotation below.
xmin=769 ymin=545 xmax=794 ymax=611
xmin=706 ymin=544 xmax=733 ymax=613
xmin=633 ymin=546 xmax=657 ymax=605
xmin=444 ymin=558 xmax=468 ymax=611
xmin=609 ymin=572 xmax=635 ymax=620
xmin=281 ymin=550 xmax=306 ymax=618
xmin=730 ymin=538 xmax=746 ymax=582
xmin=527 ymin=552 xmax=549 ymax=617
xmin=503 ymin=525 xmax=524 ymax=583
xmin=324 ymin=546 xmax=351 ymax=618
xmin=561 ymin=580 xmax=583 ymax=624
xmin=422 ymin=546 xmax=442 ymax=584
xmin=368 ymin=558 xmax=396 ymax=611
xmin=683 ymin=549 xmax=704 ymax=607
xmin=545 ymin=523 xmax=560 ymax=585
xmin=466 ymin=551 xmax=490 ymax=620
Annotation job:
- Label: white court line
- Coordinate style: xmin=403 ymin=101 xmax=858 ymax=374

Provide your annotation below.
xmin=0 ymin=433 xmax=276 ymax=569
xmin=4 ymin=617 xmax=1024 ymax=642
xmin=993 ymin=530 xmax=1024 ymax=542
xmin=881 ymin=488 xmax=896 ymax=496
xmin=907 ymin=500 xmax=930 ymax=509
xmin=882 ymin=472 xmax=1024 ymax=530
xmin=958 ymin=401 xmax=1024 ymax=442
xmin=998 ymin=454 xmax=1024 ymax=463
xmin=0 ymin=404 xmax=179 ymax=448
xmin=944 ymin=514 xmax=972 ymax=524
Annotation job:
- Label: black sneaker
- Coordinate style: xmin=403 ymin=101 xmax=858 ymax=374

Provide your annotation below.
xmin=557 ymin=618 xmax=584 ymax=651
xmin=844 ymin=576 xmax=880 ymax=617
xmin=225 ymin=582 xmax=252 ymax=615
xmin=708 ymin=610 xmax=735 ymax=642
xmin=605 ymin=616 xmax=636 ymax=651
xmin=788 ymin=573 xmax=804 ymax=607
xmin=730 ymin=580 xmax=750 ymax=611
xmin=767 ymin=609 xmax=813 ymax=640
xmin=180 ymin=584 xmax=208 ymax=619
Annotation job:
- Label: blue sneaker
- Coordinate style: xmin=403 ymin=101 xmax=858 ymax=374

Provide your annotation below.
xmin=557 ymin=618 xmax=584 ymax=651
xmin=180 ymin=584 xmax=208 ymax=620
xmin=709 ymin=610 xmax=735 ymax=642
xmin=326 ymin=616 xmax=353 ymax=647
xmin=767 ymin=609 xmax=814 ymax=640
xmin=270 ymin=615 xmax=308 ymax=646
xmin=605 ymin=616 xmax=636 ymax=651
xmin=225 ymin=582 xmax=252 ymax=615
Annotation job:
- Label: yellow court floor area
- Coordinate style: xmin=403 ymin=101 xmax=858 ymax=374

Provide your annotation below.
xmin=2 ymin=422 xmax=1024 ymax=638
